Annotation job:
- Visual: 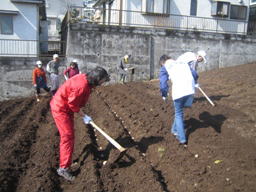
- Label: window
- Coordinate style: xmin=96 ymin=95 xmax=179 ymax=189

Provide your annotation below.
xmin=249 ymin=6 xmax=256 ymax=18
xmin=56 ymin=18 xmax=61 ymax=31
xmin=190 ymin=0 xmax=197 ymax=16
xmin=0 ymin=14 xmax=13 ymax=34
xmin=211 ymin=1 xmax=230 ymax=17
xmin=230 ymin=5 xmax=247 ymax=20
xmin=142 ymin=0 xmax=170 ymax=15
xmin=163 ymin=0 xmax=170 ymax=14
xmin=146 ymin=0 xmax=154 ymax=12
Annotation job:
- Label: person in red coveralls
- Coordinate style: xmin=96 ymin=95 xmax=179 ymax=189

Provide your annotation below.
xmin=32 ymin=60 xmax=50 ymax=102
xmin=63 ymin=59 xmax=80 ymax=80
xmin=50 ymin=66 xmax=110 ymax=181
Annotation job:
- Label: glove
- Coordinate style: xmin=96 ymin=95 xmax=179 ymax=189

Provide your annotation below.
xmin=124 ymin=68 xmax=128 ymax=71
xmin=162 ymin=97 xmax=167 ymax=101
xmin=83 ymin=115 xmax=92 ymax=124
xmin=195 ymin=83 xmax=199 ymax=88
xmin=33 ymin=84 xmax=37 ymax=88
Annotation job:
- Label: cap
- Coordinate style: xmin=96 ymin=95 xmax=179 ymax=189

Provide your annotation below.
xmin=72 ymin=59 xmax=77 ymax=63
xmin=124 ymin=55 xmax=129 ymax=60
xmin=124 ymin=54 xmax=130 ymax=64
xmin=197 ymin=50 xmax=207 ymax=63
xmin=53 ymin=54 xmax=59 ymax=59
xmin=36 ymin=60 xmax=42 ymax=65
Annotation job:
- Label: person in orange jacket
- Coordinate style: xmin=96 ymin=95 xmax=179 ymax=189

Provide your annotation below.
xmin=50 ymin=66 xmax=110 ymax=181
xmin=32 ymin=60 xmax=50 ymax=102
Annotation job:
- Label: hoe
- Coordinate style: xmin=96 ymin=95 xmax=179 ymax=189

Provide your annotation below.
xmin=197 ymin=86 xmax=215 ymax=107
xmin=87 ymin=120 xmax=127 ymax=164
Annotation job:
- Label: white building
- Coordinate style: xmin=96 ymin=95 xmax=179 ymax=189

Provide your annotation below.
xmin=45 ymin=0 xmax=84 ymax=40
xmin=93 ymin=0 xmax=250 ymax=35
xmin=0 ymin=0 xmax=47 ymax=56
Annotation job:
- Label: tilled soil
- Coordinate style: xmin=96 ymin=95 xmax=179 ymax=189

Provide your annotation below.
xmin=0 ymin=63 xmax=256 ymax=192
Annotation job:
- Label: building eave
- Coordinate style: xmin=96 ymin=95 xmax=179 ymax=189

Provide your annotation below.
xmin=0 ymin=10 xmax=19 ymax=14
xmin=11 ymin=0 xmax=43 ymax=4
xmin=93 ymin=0 xmax=113 ymax=8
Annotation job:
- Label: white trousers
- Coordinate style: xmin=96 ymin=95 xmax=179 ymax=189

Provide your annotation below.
xmin=50 ymin=73 xmax=60 ymax=91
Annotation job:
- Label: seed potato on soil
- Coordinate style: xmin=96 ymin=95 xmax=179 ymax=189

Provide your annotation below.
xmin=0 ymin=63 xmax=255 ymax=192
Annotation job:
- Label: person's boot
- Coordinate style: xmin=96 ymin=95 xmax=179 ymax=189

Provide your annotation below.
xmin=57 ymin=167 xmax=75 ymax=181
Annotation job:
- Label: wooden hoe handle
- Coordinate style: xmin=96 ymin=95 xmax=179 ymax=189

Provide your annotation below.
xmin=90 ymin=121 xmax=126 ymax=152
xmin=198 ymin=87 xmax=215 ymax=107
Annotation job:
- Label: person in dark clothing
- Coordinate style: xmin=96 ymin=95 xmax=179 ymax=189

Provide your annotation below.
xmin=118 ymin=54 xmax=131 ymax=83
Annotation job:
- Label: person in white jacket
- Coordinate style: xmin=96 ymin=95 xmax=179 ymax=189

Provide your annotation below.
xmin=159 ymin=56 xmax=196 ymax=146
xmin=176 ymin=50 xmax=206 ymax=87
xmin=176 ymin=50 xmax=206 ymax=71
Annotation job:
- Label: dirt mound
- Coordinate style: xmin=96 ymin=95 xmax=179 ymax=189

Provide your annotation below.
xmin=0 ymin=63 xmax=256 ymax=192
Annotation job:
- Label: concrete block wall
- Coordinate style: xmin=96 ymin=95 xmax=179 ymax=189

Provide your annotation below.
xmin=67 ymin=24 xmax=256 ymax=83
xmin=1 ymin=23 xmax=256 ymax=100
xmin=0 ymin=57 xmax=66 ymax=100
xmin=66 ymin=24 xmax=152 ymax=82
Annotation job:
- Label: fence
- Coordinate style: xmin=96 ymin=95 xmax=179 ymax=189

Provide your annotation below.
xmin=69 ymin=7 xmax=248 ymax=35
xmin=0 ymin=39 xmax=66 ymax=57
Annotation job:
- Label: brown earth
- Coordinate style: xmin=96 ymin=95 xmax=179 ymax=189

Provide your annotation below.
xmin=0 ymin=63 xmax=256 ymax=192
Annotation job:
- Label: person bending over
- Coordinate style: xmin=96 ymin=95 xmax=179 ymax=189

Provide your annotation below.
xmin=50 ymin=66 xmax=110 ymax=181
xmin=159 ymin=55 xmax=196 ymax=147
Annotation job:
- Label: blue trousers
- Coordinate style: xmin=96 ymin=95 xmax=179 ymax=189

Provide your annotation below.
xmin=171 ymin=94 xmax=194 ymax=144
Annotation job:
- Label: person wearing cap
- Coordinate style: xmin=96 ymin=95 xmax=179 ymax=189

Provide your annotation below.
xmin=176 ymin=50 xmax=207 ymax=86
xmin=50 ymin=66 xmax=110 ymax=181
xmin=46 ymin=54 xmax=61 ymax=95
xmin=63 ymin=59 xmax=80 ymax=80
xmin=32 ymin=60 xmax=50 ymax=102
xmin=159 ymin=55 xmax=196 ymax=147
xmin=118 ymin=54 xmax=131 ymax=83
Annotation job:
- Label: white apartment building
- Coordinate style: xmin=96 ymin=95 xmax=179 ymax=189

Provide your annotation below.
xmin=93 ymin=0 xmax=250 ymax=34
xmin=0 ymin=0 xmax=46 ymax=56
xmin=45 ymin=0 xmax=84 ymax=40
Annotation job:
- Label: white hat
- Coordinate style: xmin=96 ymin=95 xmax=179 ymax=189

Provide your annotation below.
xmin=72 ymin=59 xmax=77 ymax=63
xmin=53 ymin=54 xmax=59 ymax=59
xmin=197 ymin=50 xmax=207 ymax=63
xmin=36 ymin=60 xmax=42 ymax=65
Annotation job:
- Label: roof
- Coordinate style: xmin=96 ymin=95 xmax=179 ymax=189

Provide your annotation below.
xmin=11 ymin=0 xmax=43 ymax=4
xmin=93 ymin=0 xmax=114 ymax=8
xmin=1 ymin=0 xmax=19 ymax=14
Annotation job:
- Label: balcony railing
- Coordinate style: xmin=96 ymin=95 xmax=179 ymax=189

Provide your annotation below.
xmin=68 ymin=7 xmax=248 ymax=35
xmin=0 ymin=39 xmax=66 ymax=57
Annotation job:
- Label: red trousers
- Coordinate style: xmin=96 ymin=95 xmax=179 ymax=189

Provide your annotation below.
xmin=51 ymin=110 xmax=74 ymax=168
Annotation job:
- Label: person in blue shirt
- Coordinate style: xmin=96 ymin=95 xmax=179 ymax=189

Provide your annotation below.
xmin=159 ymin=55 xmax=196 ymax=147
